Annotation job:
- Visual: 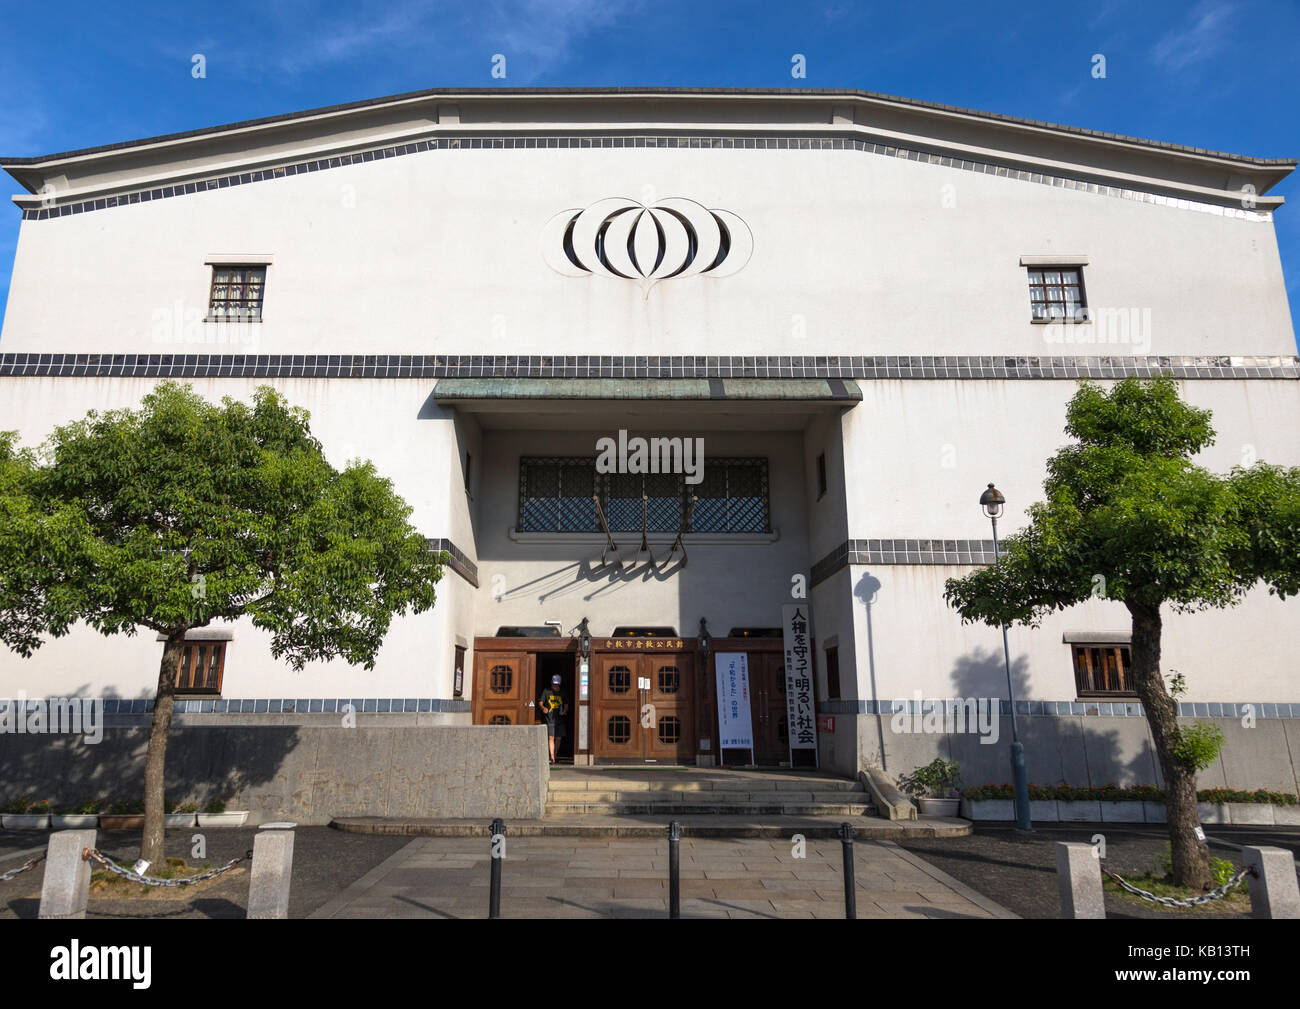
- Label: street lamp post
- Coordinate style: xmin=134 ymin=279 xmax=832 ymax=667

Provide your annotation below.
xmin=980 ymin=482 xmax=1032 ymax=832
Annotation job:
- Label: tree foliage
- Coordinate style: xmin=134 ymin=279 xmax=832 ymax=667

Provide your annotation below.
xmin=944 ymin=377 xmax=1300 ymax=888
xmin=1 ymin=382 xmax=443 ymax=664
xmin=0 ymin=382 xmax=445 ymax=866
xmin=944 ymin=378 xmax=1300 ymax=623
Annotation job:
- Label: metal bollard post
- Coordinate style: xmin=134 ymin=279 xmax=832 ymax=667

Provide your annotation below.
xmin=668 ymin=820 xmax=681 ymax=919
xmin=839 ymin=822 xmax=856 ymax=919
xmin=489 ymin=817 xmax=505 ymax=919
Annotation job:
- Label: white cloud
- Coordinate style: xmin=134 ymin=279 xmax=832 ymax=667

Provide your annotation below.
xmin=1151 ymin=0 xmax=1238 ymax=72
xmin=171 ymin=0 xmax=635 ymax=85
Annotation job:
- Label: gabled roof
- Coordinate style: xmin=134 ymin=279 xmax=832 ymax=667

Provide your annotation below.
xmin=3 ymin=87 xmax=1292 ymax=211
xmin=2 ymin=86 xmax=1293 ymax=168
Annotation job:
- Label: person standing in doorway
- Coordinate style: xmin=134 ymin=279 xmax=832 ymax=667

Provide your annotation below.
xmin=540 ymin=674 xmax=569 ymax=764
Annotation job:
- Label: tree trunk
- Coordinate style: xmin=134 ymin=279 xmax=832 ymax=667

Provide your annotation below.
xmin=141 ymin=630 xmax=185 ymax=867
xmin=1127 ymin=600 xmax=1210 ymax=890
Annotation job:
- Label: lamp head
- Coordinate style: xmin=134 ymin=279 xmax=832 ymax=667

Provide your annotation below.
xmin=979 ymin=482 xmax=1005 ymax=520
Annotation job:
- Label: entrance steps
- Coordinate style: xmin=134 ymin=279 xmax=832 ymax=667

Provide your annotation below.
xmin=546 ymin=767 xmax=877 ymax=817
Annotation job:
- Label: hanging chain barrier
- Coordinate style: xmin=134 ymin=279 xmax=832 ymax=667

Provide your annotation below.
xmin=1101 ymin=861 xmax=1256 ymax=908
xmin=0 ymin=853 xmax=46 ymax=883
xmin=81 ymin=847 xmax=250 ymax=888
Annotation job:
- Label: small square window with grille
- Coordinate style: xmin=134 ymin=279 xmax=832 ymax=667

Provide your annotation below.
xmin=208 ymin=265 xmax=267 ymax=321
xmin=1027 ymin=266 xmax=1087 ymax=322
xmin=1072 ymin=645 xmax=1136 ymax=697
xmin=608 ymin=665 xmax=632 ymax=694
xmin=517 ymin=456 xmax=770 ymax=533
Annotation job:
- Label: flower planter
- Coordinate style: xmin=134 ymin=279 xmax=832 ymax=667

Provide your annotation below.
xmin=917 ymin=797 xmax=960 ymax=817
xmin=961 ymin=798 xmax=1014 ymax=821
xmin=1029 ymin=800 xmax=1059 ymax=822
xmin=1273 ymin=805 xmax=1300 ymax=826
xmin=1197 ymin=803 xmax=1230 ymax=825
xmin=164 ymin=813 xmax=196 ymax=827
xmin=1142 ymin=801 xmax=1167 ymax=823
xmin=1226 ymin=803 xmax=1274 ymax=826
xmin=196 ymin=811 xmax=249 ymax=828
xmin=1099 ymin=801 xmax=1145 ymax=823
xmin=1057 ymin=800 xmax=1102 ymax=822
xmin=2 ymin=813 xmax=51 ymax=829
xmin=99 ymin=815 xmax=144 ymax=830
xmin=51 ymin=815 xmax=99 ymax=829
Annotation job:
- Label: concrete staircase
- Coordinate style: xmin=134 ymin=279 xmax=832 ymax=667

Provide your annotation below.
xmin=545 ymin=767 xmax=877 ymax=817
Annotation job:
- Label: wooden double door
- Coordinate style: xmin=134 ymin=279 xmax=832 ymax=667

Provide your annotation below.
xmin=592 ymin=652 xmax=695 ymax=763
xmin=747 ymin=652 xmax=789 ymax=765
xmin=474 ymin=651 xmax=536 ymax=727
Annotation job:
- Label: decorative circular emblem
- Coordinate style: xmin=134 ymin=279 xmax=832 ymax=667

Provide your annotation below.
xmin=541 ymin=197 xmax=753 ymax=280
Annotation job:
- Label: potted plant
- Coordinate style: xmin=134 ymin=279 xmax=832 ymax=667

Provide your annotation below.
xmin=1055 ymin=783 xmax=1103 ymax=822
xmin=2 ymin=796 xmax=52 ymax=829
xmin=51 ymin=798 xmax=103 ymax=829
xmin=196 ymin=798 xmax=249 ymax=827
xmin=164 ymin=800 xmax=199 ymax=827
xmin=909 ymin=759 xmax=962 ymax=816
xmin=960 ymin=783 xmax=1015 ymax=820
xmin=99 ymin=799 xmax=145 ymax=830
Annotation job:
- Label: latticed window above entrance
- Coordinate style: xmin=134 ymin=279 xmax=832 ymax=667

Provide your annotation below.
xmin=518 ymin=457 xmax=770 ymax=533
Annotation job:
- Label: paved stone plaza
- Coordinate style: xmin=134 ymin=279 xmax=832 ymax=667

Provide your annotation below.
xmin=307 ymin=835 xmax=1015 ymax=919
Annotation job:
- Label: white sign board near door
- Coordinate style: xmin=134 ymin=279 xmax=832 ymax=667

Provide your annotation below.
xmin=714 ymin=652 xmax=755 ymax=762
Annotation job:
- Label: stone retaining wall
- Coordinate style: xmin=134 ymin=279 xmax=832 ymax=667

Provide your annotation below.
xmin=0 ymin=725 xmax=548 ymax=825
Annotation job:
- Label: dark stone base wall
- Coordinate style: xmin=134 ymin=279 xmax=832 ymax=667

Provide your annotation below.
xmin=0 ymin=725 xmax=548 ymax=824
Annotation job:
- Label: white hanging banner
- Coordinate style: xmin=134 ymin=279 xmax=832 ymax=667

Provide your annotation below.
xmin=782 ymin=604 xmax=818 ymax=758
xmin=714 ymin=652 xmax=755 ymax=761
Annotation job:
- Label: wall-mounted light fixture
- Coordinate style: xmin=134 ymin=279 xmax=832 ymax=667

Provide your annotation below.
xmin=578 ymin=617 xmax=592 ymax=660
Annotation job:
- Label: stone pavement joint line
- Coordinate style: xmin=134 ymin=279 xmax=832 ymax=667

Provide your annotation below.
xmin=308 ymin=836 xmax=1017 ymax=919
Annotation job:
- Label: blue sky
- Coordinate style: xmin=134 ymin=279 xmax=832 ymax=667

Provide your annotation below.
xmin=1 ymin=0 xmax=1297 ymax=344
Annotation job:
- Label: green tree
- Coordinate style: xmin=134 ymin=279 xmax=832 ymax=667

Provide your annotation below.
xmin=0 ymin=383 xmax=444 ymax=866
xmin=944 ymin=378 xmax=1300 ymax=889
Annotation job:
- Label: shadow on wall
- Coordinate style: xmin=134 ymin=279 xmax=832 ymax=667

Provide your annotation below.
xmin=943 ymin=647 xmax=1161 ymax=788
xmin=0 ymin=697 xmax=301 ymax=810
xmin=496 ymin=555 xmax=690 ymax=608
xmin=854 ymin=571 xmax=884 ymax=766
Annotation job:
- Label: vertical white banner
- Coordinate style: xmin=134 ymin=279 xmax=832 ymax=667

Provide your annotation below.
xmin=714 ymin=652 xmax=754 ymax=754
xmin=782 ymin=604 xmax=817 ymax=755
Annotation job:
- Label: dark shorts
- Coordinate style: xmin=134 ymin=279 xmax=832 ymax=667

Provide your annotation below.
xmin=546 ymin=717 xmax=567 ymax=738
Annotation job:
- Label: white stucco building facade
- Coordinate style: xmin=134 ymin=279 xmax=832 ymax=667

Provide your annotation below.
xmin=1 ymin=88 xmax=1297 ymax=786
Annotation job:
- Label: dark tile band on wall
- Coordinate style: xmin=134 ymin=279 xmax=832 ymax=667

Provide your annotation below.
xmin=16 ymin=133 xmax=1272 ymax=223
xmin=426 ymin=538 xmax=478 ymax=587
xmin=811 ymin=538 xmax=1000 ymax=585
xmin=2 ymin=353 xmax=1296 ymax=381
xmin=0 ymin=697 xmax=473 ymax=715
xmin=815 ymin=699 xmax=1300 ymax=718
